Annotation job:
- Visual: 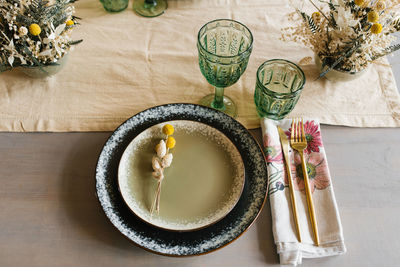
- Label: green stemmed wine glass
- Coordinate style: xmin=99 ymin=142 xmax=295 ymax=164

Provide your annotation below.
xmin=197 ymin=19 xmax=253 ymax=117
xmin=133 ymin=0 xmax=167 ymax=17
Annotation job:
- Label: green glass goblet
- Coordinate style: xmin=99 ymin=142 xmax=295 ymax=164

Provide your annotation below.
xmin=133 ymin=0 xmax=167 ymax=17
xmin=197 ymin=19 xmax=253 ymax=117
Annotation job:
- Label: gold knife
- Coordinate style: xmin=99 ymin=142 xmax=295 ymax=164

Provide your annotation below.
xmin=277 ymin=126 xmax=302 ymax=243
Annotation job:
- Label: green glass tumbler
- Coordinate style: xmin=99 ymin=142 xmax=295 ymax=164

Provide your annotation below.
xmin=133 ymin=0 xmax=167 ymax=17
xmin=100 ymin=0 xmax=129 ymax=12
xmin=254 ymin=59 xmax=305 ymax=120
xmin=197 ymin=19 xmax=253 ymax=117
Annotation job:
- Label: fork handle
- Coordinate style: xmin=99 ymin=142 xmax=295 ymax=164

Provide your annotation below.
xmin=299 ymin=150 xmax=320 ymax=246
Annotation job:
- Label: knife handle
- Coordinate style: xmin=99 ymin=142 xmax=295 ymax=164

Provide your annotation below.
xmin=283 ymin=150 xmax=302 ymax=243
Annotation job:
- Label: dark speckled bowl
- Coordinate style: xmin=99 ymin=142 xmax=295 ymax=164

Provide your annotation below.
xmin=95 ymin=104 xmax=268 ymax=256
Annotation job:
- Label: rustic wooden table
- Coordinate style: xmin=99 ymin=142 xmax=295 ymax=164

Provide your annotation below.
xmin=1 ymin=61 xmax=400 ymax=266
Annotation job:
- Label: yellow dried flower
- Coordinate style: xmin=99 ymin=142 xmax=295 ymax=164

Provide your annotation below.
xmin=29 ymin=24 xmax=41 ymax=36
xmin=367 ymin=11 xmax=379 ymax=23
xmin=354 ymin=0 xmax=364 ymax=6
xmin=166 ymin=136 xmax=176 ymax=149
xmin=66 ymin=20 xmax=74 ymax=26
xmin=371 ymin=23 xmax=383 ymax=34
xmin=376 ymin=1 xmax=386 ymax=11
xmin=312 ymin=12 xmax=321 ymax=21
xmin=162 ymin=124 xmax=174 ymax=136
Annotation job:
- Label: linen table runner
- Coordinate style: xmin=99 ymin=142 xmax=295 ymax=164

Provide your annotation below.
xmin=1 ymin=0 xmax=400 ymax=131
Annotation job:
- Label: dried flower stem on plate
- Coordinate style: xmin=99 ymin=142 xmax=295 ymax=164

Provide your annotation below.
xmin=150 ymin=124 xmax=176 ymax=215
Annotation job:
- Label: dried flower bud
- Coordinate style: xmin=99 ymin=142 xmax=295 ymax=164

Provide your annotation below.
xmin=29 ymin=23 xmax=41 ymax=36
xmin=166 ymin=136 xmax=176 ymax=149
xmin=152 ymin=171 xmax=164 ymax=180
xmin=66 ymin=20 xmax=74 ymax=26
xmin=162 ymin=124 xmax=174 ymax=136
xmin=152 ymin=156 xmax=162 ymax=171
xmin=161 ymin=153 xmax=173 ymax=168
xmin=354 ymin=0 xmax=364 ymax=6
xmin=371 ymin=23 xmax=383 ymax=34
xmin=367 ymin=11 xmax=379 ymax=23
xmin=311 ymin=12 xmax=321 ymax=22
xmin=155 ymin=140 xmax=167 ymax=158
xmin=376 ymin=1 xmax=386 ymax=11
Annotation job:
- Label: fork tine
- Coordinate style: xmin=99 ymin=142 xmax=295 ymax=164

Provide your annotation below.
xmin=301 ymin=118 xmax=306 ymax=142
xmin=297 ymin=118 xmax=300 ymax=142
xmin=291 ymin=119 xmax=295 ymax=143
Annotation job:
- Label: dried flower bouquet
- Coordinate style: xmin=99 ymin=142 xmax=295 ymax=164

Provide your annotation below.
xmin=282 ymin=0 xmax=400 ymax=78
xmin=0 ymin=0 xmax=82 ymax=72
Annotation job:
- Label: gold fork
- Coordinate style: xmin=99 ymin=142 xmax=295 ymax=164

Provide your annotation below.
xmin=290 ymin=118 xmax=320 ymax=246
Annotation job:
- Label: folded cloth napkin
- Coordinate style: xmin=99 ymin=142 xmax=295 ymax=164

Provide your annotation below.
xmin=261 ymin=118 xmax=346 ymax=266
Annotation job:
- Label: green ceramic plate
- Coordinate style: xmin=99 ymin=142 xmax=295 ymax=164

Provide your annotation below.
xmin=118 ymin=120 xmax=245 ymax=231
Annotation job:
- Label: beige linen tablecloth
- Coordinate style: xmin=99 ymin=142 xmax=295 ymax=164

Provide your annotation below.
xmin=1 ymin=0 xmax=400 ymax=131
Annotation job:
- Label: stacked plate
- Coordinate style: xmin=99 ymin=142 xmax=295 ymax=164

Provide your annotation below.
xmin=95 ymin=104 xmax=268 ymax=256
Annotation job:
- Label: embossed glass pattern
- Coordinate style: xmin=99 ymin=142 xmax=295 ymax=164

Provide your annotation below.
xmin=254 ymin=59 xmax=305 ymax=120
xmin=197 ymin=19 xmax=253 ymax=117
xmin=100 ymin=0 xmax=129 ymax=12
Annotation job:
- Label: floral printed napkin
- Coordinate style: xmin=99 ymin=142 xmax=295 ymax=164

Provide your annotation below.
xmin=261 ymin=118 xmax=346 ymax=266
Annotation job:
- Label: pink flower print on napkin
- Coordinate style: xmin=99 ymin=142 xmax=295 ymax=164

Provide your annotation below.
xmin=263 ymin=133 xmax=283 ymax=164
xmin=286 ymin=120 xmax=323 ymax=154
xmin=289 ymin=152 xmax=331 ymax=194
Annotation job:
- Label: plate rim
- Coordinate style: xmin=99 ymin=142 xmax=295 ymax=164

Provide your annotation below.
xmin=117 ymin=119 xmax=246 ymax=232
xmin=94 ymin=103 xmax=268 ymax=257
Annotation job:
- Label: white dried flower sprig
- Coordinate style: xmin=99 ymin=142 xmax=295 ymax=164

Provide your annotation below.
xmin=150 ymin=124 xmax=176 ymax=215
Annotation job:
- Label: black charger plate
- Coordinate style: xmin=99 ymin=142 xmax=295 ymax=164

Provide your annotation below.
xmin=95 ymin=103 xmax=268 ymax=256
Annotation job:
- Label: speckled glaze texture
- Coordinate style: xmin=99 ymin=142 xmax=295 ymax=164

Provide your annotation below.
xmin=95 ymin=104 xmax=268 ymax=256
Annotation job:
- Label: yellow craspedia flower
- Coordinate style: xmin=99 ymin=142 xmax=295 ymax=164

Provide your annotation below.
xmin=371 ymin=23 xmax=383 ymax=34
xmin=166 ymin=136 xmax=176 ymax=149
xmin=312 ymin=12 xmax=321 ymax=21
xmin=66 ymin=20 xmax=74 ymax=26
xmin=354 ymin=0 xmax=364 ymax=6
xmin=29 ymin=23 xmax=41 ymax=36
xmin=367 ymin=11 xmax=379 ymax=23
xmin=162 ymin=124 xmax=174 ymax=136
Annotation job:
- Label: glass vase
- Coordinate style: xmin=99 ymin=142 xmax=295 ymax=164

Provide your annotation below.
xmin=20 ymin=55 xmax=68 ymax=78
xmin=314 ymin=54 xmax=367 ymax=82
